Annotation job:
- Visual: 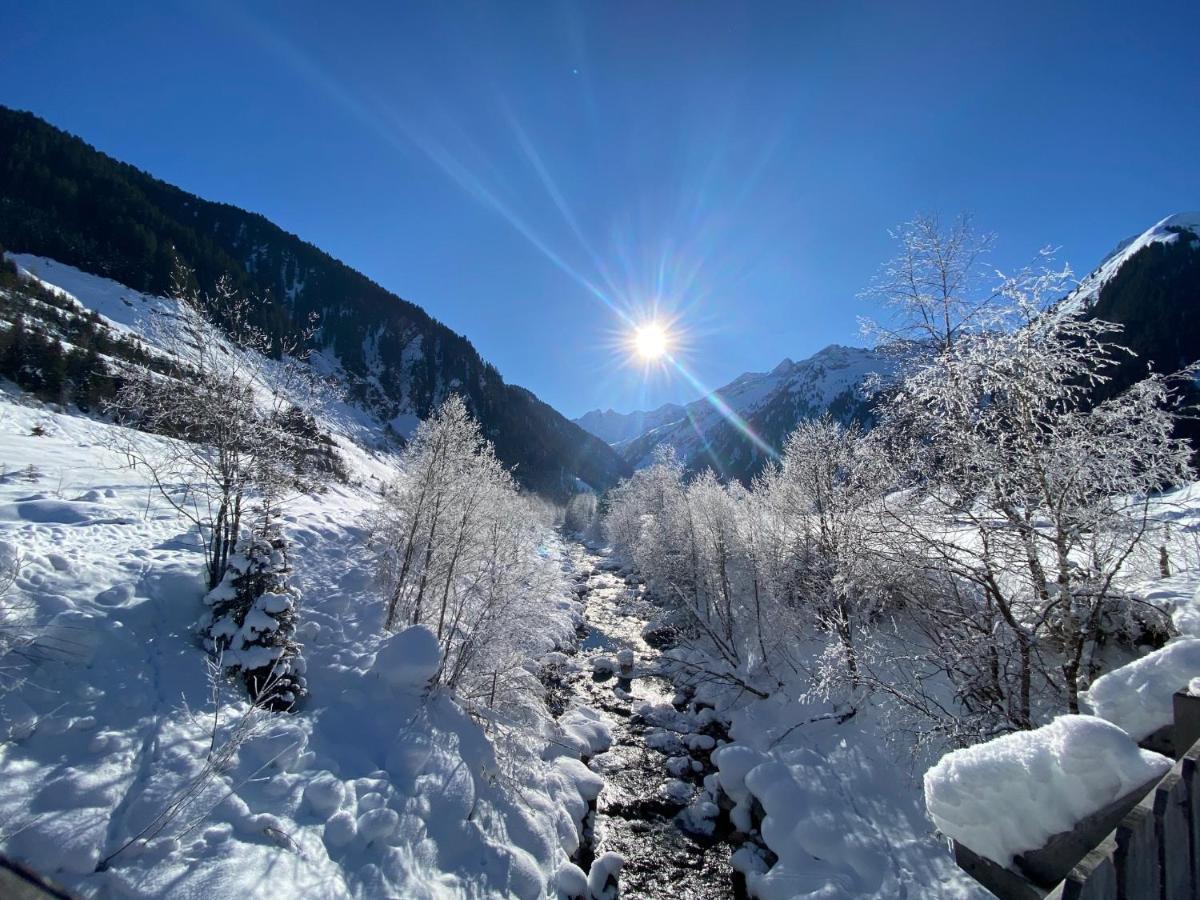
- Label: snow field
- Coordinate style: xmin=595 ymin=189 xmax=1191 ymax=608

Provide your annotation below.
xmin=0 ymin=389 xmax=613 ymax=898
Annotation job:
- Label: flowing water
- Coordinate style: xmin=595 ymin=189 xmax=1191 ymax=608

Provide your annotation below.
xmin=556 ymin=541 xmax=741 ymax=899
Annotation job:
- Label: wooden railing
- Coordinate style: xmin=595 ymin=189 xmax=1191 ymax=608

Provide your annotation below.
xmin=953 ymin=690 xmax=1200 ymax=899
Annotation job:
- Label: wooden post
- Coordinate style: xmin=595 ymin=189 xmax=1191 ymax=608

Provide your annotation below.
xmin=1046 ymin=835 xmax=1117 ymax=900
xmin=1173 ymin=691 xmax=1200 ymax=757
xmin=951 ymin=840 xmax=1044 ymax=900
xmin=1183 ymin=746 xmax=1199 ymax=897
xmin=1156 ymin=771 xmax=1190 ymax=899
xmin=1115 ymin=793 xmax=1160 ymax=900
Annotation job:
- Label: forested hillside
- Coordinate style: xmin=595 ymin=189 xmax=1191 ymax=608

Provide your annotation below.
xmin=1065 ymin=218 xmax=1200 ymax=446
xmin=0 ymin=106 xmax=630 ymax=498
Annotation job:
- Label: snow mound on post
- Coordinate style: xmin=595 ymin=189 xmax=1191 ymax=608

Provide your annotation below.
xmin=924 ymin=715 xmax=1171 ymax=866
xmin=1082 ymin=638 xmax=1200 ymax=740
xmin=371 ymin=625 xmax=441 ymax=691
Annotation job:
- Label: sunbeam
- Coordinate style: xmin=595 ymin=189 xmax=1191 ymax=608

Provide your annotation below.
xmin=663 ymin=353 xmax=778 ymax=461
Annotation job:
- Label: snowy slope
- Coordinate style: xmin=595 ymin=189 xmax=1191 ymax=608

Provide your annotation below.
xmin=615 ymin=345 xmax=889 ymax=476
xmin=8 ymin=253 xmax=429 ymax=462
xmin=1057 ymin=212 xmax=1200 ymax=315
xmin=0 ymin=262 xmax=613 ymax=898
xmin=0 ymin=398 xmax=599 ymax=897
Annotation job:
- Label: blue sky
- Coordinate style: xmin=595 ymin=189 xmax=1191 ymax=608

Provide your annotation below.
xmin=4 ymin=1 xmax=1198 ymax=417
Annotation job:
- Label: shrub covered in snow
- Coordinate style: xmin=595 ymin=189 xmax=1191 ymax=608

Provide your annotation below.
xmin=923 ymin=715 xmax=1171 ymax=866
xmin=205 ymin=530 xmax=306 ymax=710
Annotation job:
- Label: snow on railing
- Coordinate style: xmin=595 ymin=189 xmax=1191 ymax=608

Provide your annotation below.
xmin=927 ymin=687 xmax=1200 ymax=899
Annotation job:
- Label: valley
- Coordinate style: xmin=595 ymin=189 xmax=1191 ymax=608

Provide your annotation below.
xmin=0 ymin=84 xmax=1198 ymax=900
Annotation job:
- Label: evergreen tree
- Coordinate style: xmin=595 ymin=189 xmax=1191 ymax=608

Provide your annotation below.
xmin=204 ymin=529 xmax=306 ymax=711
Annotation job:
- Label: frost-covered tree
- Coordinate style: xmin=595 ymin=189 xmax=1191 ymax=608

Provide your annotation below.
xmin=859 ymin=212 xmax=1002 ymax=355
xmin=605 ymin=450 xmax=701 ymax=620
xmin=605 ymin=452 xmax=778 ymax=689
xmin=563 ymin=491 xmax=602 ymax=541
xmin=869 ymin=220 xmax=1194 ymax=735
xmin=760 ymin=417 xmax=892 ymax=684
xmin=107 ymin=269 xmax=329 ymax=591
xmin=370 ymin=396 xmax=559 ymax=700
xmin=604 ymin=446 xmax=688 ymax=564
xmin=374 ymin=395 xmax=508 ymax=634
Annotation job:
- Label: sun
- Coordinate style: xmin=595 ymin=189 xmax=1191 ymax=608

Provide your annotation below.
xmin=632 ymin=321 xmax=670 ymax=360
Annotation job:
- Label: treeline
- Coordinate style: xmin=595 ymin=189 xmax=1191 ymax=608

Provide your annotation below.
xmin=603 ymin=216 xmax=1195 ymax=751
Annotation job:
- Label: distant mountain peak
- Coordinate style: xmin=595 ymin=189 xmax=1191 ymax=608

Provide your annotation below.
xmin=573 ymin=402 xmax=687 ymax=446
xmin=580 ymin=344 xmax=891 ymax=483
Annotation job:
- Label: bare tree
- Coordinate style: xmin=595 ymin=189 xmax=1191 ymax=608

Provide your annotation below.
xmin=106 ymin=269 xmax=328 ymax=590
xmin=859 ymin=212 xmax=1005 ymax=355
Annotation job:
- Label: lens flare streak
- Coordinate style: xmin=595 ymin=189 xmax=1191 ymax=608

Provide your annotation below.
xmin=664 ymin=353 xmax=778 ymax=461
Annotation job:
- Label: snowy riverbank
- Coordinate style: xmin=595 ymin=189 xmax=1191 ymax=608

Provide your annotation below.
xmin=0 ymin=393 xmax=610 ymax=897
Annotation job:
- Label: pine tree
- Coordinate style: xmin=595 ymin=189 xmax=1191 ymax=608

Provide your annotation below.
xmin=204 ymin=529 xmax=306 ymax=711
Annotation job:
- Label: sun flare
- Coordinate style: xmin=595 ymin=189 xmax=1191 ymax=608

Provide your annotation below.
xmin=632 ymin=321 xmax=670 ymax=360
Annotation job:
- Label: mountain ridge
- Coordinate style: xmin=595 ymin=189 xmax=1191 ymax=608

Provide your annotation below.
xmin=577 ymin=343 xmax=889 ymax=483
xmin=0 ymin=105 xmax=631 ymax=498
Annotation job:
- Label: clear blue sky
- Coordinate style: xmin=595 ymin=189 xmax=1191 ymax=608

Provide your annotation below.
xmin=4 ymin=1 xmax=1198 ymax=417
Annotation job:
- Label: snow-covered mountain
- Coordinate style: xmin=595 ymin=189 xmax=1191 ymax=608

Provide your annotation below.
xmin=574 ymin=402 xmax=686 ymax=445
xmin=581 ymin=345 xmax=890 ymax=483
xmin=0 ymin=106 xmax=630 ymax=499
xmin=1053 ymin=212 xmax=1200 ymax=449
xmin=1058 ymin=212 xmax=1200 ymax=316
